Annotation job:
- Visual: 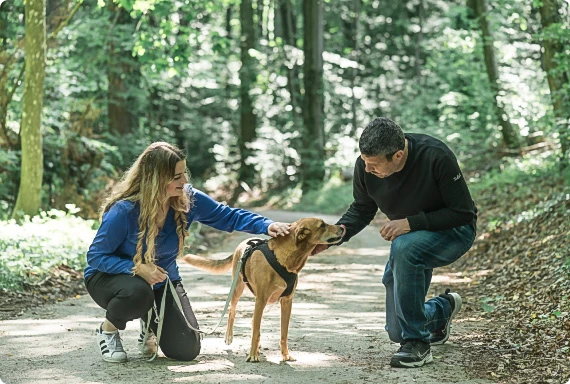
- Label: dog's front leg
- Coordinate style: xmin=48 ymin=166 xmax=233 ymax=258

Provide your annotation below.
xmin=247 ymin=296 xmax=268 ymax=362
xmin=280 ymin=295 xmax=296 ymax=362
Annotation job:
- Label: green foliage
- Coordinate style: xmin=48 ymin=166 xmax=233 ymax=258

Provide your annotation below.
xmin=1 ymin=0 xmax=568 ymax=215
xmin=470 ymin=152 xmax=569 ymax=195
xmin=0 ymin=207 xmax=96 ymax=290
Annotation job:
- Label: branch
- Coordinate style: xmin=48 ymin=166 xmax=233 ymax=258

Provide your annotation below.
xmin=7 ymin=63 xmax=25 ymax=110
xmin=0 ymin=0 xmax=83 ymax=83
xmin=47 ymin=0 xmax=83 ymax=42
xmin=0 ymin=63 xmax=26 ymax=147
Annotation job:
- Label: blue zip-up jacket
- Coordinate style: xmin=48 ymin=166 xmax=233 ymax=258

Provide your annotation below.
xmin=84 ymin=185 xmax=273 ymax=288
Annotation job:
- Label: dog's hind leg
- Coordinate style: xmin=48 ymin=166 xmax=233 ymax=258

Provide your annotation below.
xmin=279 ymin=295 xmax=296 ymax=362
xmin=225 ymin=280 xmax=245 ymax=345
xmin=246 ymin=295 xmax=269 ymax=362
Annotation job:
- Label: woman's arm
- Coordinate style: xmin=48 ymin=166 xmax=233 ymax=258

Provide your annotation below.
xmin=188 ymin=188 xmax=275 ymax=235
xmin=86 ymin=202 xmax=135 ymax=274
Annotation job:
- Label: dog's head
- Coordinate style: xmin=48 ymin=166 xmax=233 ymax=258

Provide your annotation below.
xmin=291 ymin=218 xmax=346 ymax=246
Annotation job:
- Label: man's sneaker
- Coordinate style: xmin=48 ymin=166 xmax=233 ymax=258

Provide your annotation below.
xmin=430 ymin=289 xmax=463 ymax=345
xmin=96 ymin=323 xmax=127 ymax=363
xmin=390 ymin=340 xmax=433 ymax=368
xmin=138 ymin=319 xmax=157 ymax=357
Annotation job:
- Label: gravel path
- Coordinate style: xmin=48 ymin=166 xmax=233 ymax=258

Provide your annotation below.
xmin=0 ymin=210 xmax=494 ymax=384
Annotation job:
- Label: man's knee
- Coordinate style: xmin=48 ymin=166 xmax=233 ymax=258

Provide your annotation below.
xmin=391 ymin=235 xmax=424 ymax=271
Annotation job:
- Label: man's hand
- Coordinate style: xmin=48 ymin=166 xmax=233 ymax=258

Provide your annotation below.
xmin=135 ymin=263 xmax=168 ymax=285
xmin=268 ymin=222 xmax=291 ymax=237
xmin=310 ymin=244 xmax=329 ymax=256
xmin=380 ymin=219 xmax=410 ymax=241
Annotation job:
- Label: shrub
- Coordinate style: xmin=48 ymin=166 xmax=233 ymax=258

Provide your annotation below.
xmin=0 ymin=206 xmax=96 ymax=291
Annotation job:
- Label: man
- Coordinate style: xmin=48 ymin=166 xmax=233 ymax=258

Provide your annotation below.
xmin=314 ymin=117 xmax=477 ymax=368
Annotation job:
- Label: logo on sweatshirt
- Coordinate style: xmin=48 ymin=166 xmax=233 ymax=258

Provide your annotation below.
xmin=453 ymin=173 xmax=462 ymax=182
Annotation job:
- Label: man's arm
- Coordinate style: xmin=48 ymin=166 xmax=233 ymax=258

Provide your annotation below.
xmin=336 ymin=160 xmax=378 ymax=244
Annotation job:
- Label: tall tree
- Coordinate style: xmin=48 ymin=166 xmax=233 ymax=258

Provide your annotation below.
xmin=538 ymin=0 xmax=570 ymax=167
xmin=12 ymin=0 xmax=46 ymax=217
xmin=276 ymin=0 xmax=301 ymax=127
xmin=0 ymin=1 xmax=24 ymax=149
xmin=107 ymin=3 xmax=138 ymax=136
xmin=237 ymin=0 xmax=258 ymax=188
xmin=349 ymin=0 xmax=361 ymax=137
xmin=301 ymin=0 xmax=324 ymax=192
xmin=415 ymin=0 xmax=424 ymax=83
xmin=472 ymin=0 xmax=521 ymax=150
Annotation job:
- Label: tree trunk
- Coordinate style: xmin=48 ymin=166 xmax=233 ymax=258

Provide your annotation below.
xmin=107 ymin=4 xmax=137 ymax=136
xmin=12 ymin=0 xmax=46 ymax=218
xmin=349 ymin=0 xmax=361 ymax=138
xmin=277 ymin=0 xmax=301 ymax=126
xmin=415 ymin=0 xmax=424 ymax=83
xmin=238 ymin=0 xmax=257 ymax=187
xmin=257 ymin=0 xmax=264 ymax=40
xmin=473 ymin=0 xmax=520 ymax=150
xmin=538 ymin=0 xmax=570 ymax=168
xmin=226 ymin=6 xmax=232 ymax=38
xmin=301 ymin=0 xmax=325 ymax=192
xmin=0 ymin=2 xmax=21 ymax=148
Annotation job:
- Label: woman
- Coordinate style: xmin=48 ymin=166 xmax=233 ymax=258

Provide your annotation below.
xmin=84 ymin=142 xmax=290 ymax=363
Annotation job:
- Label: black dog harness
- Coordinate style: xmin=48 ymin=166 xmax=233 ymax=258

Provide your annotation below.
xmin=240 ymin=238 xmax=297 ymax=298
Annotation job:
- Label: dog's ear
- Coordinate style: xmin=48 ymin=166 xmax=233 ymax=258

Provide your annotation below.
xmin=295 ymin=226 xmax=311 ymax=245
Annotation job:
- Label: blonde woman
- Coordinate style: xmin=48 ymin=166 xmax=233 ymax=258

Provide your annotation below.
xmin=84 ymin=142 xmax=290 ymax=363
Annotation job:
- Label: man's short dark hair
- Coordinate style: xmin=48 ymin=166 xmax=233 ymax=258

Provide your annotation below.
xmin=359 ymin=117 xmax=405 ymax=160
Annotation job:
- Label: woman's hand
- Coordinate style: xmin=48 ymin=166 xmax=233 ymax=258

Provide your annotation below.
xmin=135 ymin=263 xmax=168 ymax=285
xmin=267 ymin=222 xmax=291 ymax=237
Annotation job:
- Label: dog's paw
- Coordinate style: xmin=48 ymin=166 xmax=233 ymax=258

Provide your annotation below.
xmin=246 ymin=353 xmax=260 ymax=363
xmin=281 ymin=354 xmax=296 ymax=362
xmin=224 ymin=334 xmax=233 ymax=345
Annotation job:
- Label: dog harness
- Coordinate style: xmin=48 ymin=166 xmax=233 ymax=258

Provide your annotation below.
xmin=240 ymin=238 xmax=297 ymax=298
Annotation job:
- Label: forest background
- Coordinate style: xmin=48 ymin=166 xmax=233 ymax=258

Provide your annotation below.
xmin=0 ymin=0 xmax=569 ymax=383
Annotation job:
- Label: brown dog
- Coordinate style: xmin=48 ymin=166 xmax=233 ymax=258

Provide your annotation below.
xmin=182 ymin=218 xmax=345 ymax=362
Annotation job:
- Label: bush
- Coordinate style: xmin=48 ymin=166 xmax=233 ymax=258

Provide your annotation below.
xmin=0 ymin=206 xmax=96 ymax=291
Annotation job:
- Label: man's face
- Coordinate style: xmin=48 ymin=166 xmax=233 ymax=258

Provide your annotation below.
xmin=361 ymin=154 xmax=400 ymax=178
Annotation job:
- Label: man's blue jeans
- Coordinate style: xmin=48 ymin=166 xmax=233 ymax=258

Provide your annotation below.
xmin=382 ymin=224 xmax=476 ymax=343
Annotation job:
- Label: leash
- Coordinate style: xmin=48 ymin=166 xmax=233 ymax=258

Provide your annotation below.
xmin=142 ymin=256 xmax=245 ymax=362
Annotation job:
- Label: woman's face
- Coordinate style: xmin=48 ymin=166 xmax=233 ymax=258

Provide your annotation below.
xmin=166 ymin=160 xmax=188 ymax=198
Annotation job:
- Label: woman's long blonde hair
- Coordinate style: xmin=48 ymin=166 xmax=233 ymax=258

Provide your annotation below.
xmin=100 ymin=142 xmax=191 ymax=274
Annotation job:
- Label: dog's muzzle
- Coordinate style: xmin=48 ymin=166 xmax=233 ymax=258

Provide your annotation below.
xmin=326 ymin=224 xmax=346 ymax=244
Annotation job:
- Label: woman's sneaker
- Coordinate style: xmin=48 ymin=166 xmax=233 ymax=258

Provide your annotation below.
xmin=430 ymin=289 xmax=462 ymax=345
xmin=96 ymin=324 xmax=127 ymax=363
xmin=138 ymin=319 xmax=158 ymax=357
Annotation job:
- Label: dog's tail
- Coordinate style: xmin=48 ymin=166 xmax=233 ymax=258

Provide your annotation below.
xmin=182 ymin=253 xmax=234 ymax=274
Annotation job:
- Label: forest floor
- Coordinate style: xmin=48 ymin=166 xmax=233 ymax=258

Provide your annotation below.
xmin=0 ymin=210 xmax=493 ymax=384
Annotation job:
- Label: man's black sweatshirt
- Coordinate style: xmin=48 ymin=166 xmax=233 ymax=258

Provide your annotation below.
xmin=337 ymin=133 xmax=477 ymax=244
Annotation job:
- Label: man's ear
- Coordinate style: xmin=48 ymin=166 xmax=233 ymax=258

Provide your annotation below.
xmin=295 ymin=226 xmax=311 ymax=245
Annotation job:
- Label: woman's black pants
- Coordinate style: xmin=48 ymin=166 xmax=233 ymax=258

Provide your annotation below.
xmin=85 ymin=272 xmax=201 ymax=361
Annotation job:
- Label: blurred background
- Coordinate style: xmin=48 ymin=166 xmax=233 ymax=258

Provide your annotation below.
xmin=1 ymin=0 xmax=568 ymax=219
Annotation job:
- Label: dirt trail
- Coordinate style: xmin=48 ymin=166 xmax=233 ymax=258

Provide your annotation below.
xmin=0 ymin=210 xmax=494 ymax=384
